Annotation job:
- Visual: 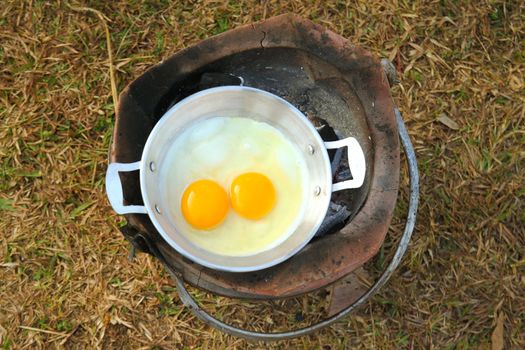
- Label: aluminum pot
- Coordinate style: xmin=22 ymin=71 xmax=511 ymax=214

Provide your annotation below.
xmin=106 ymin=86 xmax=366 ymax=272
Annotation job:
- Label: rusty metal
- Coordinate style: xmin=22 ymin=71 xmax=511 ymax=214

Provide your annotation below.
xmin=110 ymin=14 xmax=400 ymax=298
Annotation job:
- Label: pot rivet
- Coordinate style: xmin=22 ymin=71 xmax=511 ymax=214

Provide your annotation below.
xmin=149 ymin=161 xmax=156 ymax=172
xmin=308 ymin=144 xmax=315 ymax=155
xmin=155 ymin=205 xmax=162 ymax=214
xmin=314 ymin=186 xmax=321 ymax=196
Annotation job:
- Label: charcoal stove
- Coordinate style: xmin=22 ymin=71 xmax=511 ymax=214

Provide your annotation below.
xmin=107 ymin=14 xmax=419 ymax=340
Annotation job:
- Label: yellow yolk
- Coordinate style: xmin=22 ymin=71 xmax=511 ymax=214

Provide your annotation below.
xmin=230 ymin=172 xmax=276 ymax=220
xmin=181 ymin=179 xmax=228 ymax=230
xmin=165 ymin=117 xmax=307 ymax=256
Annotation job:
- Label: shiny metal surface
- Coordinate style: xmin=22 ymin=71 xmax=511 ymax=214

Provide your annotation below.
xmin=325 ymin=137 xmax=366 ymax=191
xmin=105 ymin=161 xmax=146 ymax=214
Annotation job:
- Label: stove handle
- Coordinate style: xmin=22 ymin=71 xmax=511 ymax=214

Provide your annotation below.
xmin=105 ymin=161 xmax=147 ymax=215
xmin=324 ymin=137 xmax=366 ymax=191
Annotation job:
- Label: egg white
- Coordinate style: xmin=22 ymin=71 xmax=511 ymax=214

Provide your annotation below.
xmin=160 ymin=116 xmax=308 ymax=256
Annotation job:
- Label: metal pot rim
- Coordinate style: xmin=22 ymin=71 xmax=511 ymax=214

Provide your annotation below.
xmin=107 ymin=86 xmax=366 ymax=272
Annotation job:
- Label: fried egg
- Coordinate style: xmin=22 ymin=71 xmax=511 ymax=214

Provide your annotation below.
xmin=161 ymin=116 xmax=308 ymax=256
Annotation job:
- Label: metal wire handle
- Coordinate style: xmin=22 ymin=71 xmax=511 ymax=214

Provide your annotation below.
xmin=141 ymin=108 xmax=419 ymax=341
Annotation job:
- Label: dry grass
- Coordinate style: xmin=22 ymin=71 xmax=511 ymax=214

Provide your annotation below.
xmin=1 ymin=0 xmax=524 ymax=349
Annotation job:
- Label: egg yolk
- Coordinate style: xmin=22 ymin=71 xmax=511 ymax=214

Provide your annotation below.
xmin=181 ymin=179 xmax=228 ymax=230
xmin=230 ymin=172 xmax=276 ymax=220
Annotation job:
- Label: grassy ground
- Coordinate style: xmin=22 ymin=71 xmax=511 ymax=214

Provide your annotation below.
xmin=1 ymin=0 xmax=524 ymax=349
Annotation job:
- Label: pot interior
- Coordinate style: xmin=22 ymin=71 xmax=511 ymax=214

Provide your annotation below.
xmin=140 ymin=87 xmax=332 ymax=272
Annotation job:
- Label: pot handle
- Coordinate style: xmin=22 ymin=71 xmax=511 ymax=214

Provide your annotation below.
xmin=105 ymin=161 xmax=148 ymax=215
xmin=324 ymin=137 xmax=366 ymax=191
